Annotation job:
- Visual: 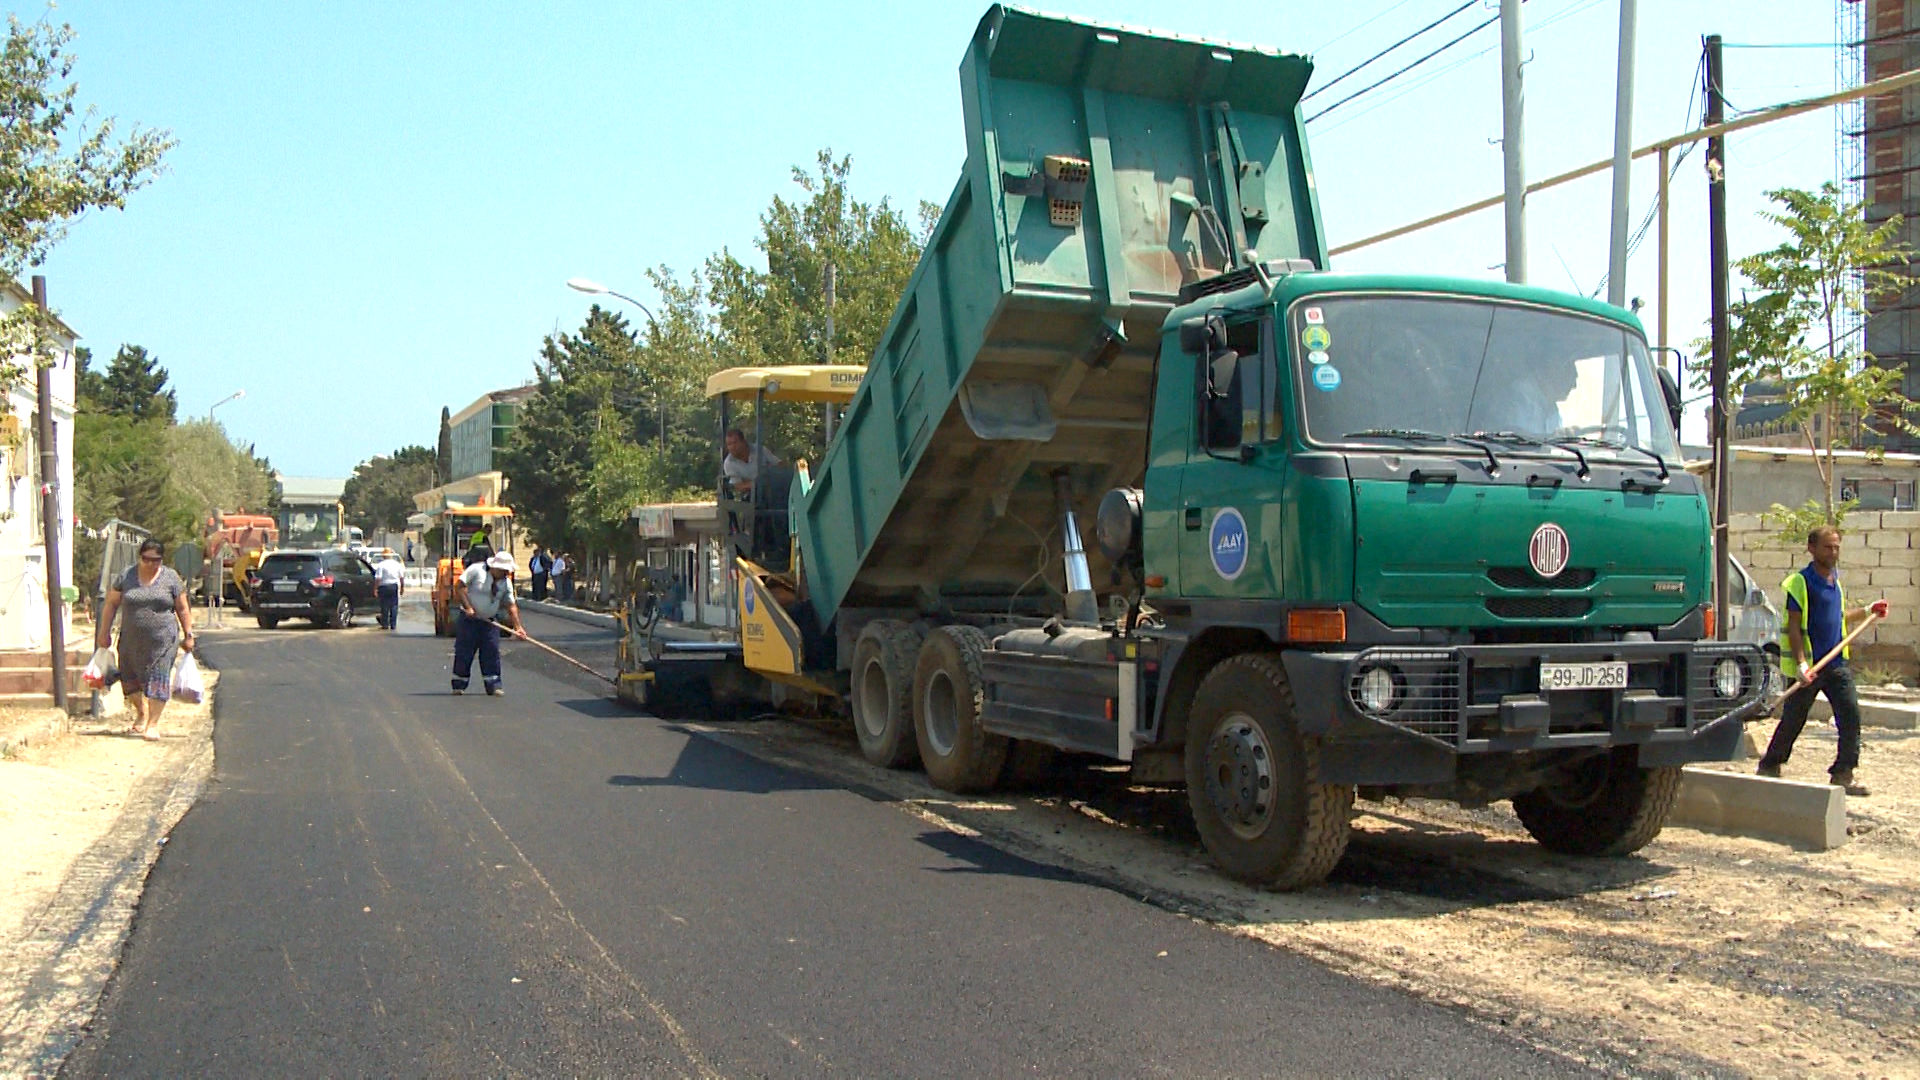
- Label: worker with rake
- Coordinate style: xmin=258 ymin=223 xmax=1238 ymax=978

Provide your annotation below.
xmin=451 ymin=551 xmax=526 ymax=697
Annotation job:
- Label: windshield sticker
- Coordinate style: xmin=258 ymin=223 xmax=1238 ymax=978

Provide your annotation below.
xmin=1209 ymin=507 xmax=1249 ymax=581
xmin=1303 ymin=306 xmax=1324 ymax=325
xmin=1312 ymin=365 xmax=1341 ymax=391
xmin=1301 ymin=325 xmax=1332 ymax=351
xmin=1307 ymin=349 xmax=1330 ymax=365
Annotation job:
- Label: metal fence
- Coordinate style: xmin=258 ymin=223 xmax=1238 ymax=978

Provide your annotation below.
xmin=95 ymin=518 xmax=151 ymax=604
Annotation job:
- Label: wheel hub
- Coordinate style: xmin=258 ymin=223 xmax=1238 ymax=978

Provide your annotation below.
xmin=1204 ymin=714 xmax=1274 ymax=840
xmin=923 ymin=670 xmax=957 ymax=757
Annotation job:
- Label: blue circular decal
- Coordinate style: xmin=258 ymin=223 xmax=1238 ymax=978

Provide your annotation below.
xmin=1209 ymin=507 xmax=1250 ymax=581
xmin=1312 ymin=364 xmax=1341 ymax=391
xmin=1307 ymin=349 xmax=1330 ymax=365
xmin=744 ymin=584 xmax=756 ymax=615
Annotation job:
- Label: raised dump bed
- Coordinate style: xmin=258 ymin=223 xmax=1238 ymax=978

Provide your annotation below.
xmin=794 ymin=5 xmax=1325 ymax=624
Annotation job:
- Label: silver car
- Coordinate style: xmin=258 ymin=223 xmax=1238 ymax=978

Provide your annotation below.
xmin=1725 ymin=554 xmax=1782 ymax=694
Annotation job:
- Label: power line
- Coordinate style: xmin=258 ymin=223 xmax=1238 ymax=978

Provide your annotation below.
xmin=1302 ymin=0 xmax=1477 ymax=103
xmin=1306 ymin=6 xmax=1505 ymax=123
xmin=1307 ymin=0 xmax=1421 ymax=56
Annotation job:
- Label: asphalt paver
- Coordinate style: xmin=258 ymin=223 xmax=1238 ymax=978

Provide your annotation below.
xmin=62 ymin=604 xmax=1587 ymax=1077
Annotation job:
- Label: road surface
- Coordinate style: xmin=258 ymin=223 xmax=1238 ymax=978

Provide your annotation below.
xmin=62 ymin=602 xmax=1584 ymax=1077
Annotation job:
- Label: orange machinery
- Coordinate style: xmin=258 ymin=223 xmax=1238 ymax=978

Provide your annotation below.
xmin=204 ymin=512 xmax=279 ymax=610
xmin=430 ymin=504 xmax=516 ymax=636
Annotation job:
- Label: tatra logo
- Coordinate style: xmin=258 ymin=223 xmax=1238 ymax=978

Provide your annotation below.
xmin=1530 ymin=522 xmax=1571 ymax=579
xmin=1210 ymin=507 xmax=1249 ymax=581
xmin=744 ymin=585 xmax=757 ymax=615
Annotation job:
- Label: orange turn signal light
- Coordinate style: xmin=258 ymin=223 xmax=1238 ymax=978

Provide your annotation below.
xmin=1703 ymin=605 xmax=1717 ymax=639
xmin=1287 ymin=608 xmax=1347 ymax=644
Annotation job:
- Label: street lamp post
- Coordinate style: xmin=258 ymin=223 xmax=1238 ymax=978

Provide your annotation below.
xmin=208 ymin=389 xmax=245 ymax=422
xmin=568 ymin=278 xmax=667 ymax=451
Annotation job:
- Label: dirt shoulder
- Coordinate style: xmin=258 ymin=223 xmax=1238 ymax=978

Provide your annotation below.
xmin=0 ymin=669 xmax=218 ymax=1077
xmin=687 ymin=715 xmax=1919 ymax=1078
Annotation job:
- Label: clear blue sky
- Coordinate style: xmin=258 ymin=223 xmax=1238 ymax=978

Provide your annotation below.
xmin=25 ymin=0 xmax=1840 ymax=474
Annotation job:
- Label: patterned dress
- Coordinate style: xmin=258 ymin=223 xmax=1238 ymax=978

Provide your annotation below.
xmin=114 ymin=564 xmax=184 ymax=700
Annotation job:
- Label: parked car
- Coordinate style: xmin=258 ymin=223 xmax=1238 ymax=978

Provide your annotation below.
xmin=251 ymin=549 xmax=376 ymax=629
xmin=1725 ymin=553 xmax=1783 ymax=697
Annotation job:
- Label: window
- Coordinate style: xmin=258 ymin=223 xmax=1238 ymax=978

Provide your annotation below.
xmin=1840 ymin=477 xmax=1916 ymax=511
xmin=1196 ymin=318 xmax=1279 ymax=451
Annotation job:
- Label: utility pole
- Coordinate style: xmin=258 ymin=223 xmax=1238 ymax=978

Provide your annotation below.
xmin=1499 ymin=0 xmax=1528 ymax=283
xmin=1606 ymin=0 xmax=1639 ymax=308
xmin=823 ymin=262 xmax=838 ymax=443
xmin=1705 ymin=34 xmax=1731 ymax=641
xmin=33 ymin=275 xmax=67 ymax=707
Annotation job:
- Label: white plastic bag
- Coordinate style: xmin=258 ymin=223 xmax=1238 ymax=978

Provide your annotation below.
xmin=171 ymin=652 xmax=204 ymax=705
xmin=82 ymin=646 xmax=116 ymax=689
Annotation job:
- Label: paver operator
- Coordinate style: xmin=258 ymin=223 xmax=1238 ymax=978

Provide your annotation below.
xmin=451 ymin=551 xmax=525 ymax=696
xmin=722 ymin=428 xmax=781 ymax=494
xmin=1757 ymin=525 xmax=1890 ymax=796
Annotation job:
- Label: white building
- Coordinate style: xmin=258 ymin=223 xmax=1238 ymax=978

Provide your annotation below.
xmin=0 ymin=279 xmax=76 ymax=651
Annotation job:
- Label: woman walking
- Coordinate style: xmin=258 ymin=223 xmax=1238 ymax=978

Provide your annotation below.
xmin=95 ymin=538 xmax=195 ymax=740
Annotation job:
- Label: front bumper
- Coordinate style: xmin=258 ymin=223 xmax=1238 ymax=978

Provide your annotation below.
xmin=1283 ymin=640 xmax=1769 ymax=785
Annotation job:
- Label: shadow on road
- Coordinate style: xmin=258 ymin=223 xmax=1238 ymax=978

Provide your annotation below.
xmin=607 ymin=733 xmax=834 ymax=796
xmin=914 ymin=828 xmax=1089 ymax=885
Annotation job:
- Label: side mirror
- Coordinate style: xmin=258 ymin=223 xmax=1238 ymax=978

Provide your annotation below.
xmin=1202 ymin=350 xmax=1244 ymax=450
xmin=1179 ymin=313 xmax=1228 ymax=355
xmin=1656 ymin=366 xmax=1683 ymax=434
xmin=1747 ymin=587 xmax=1766 ymax=607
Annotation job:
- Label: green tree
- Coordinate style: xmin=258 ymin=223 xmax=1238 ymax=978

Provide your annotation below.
xmin=98 ymin=344 xmax=175 ymax=421
xmin=435 ymin=406 xmax=452 ymax=483
xmin=0 ymin=16 xmax=172 ymax=390
xmin=167 ymin=418 xmax=274 ymax=527
xmin=73 ymin=343 xmax=102 ymax=404
xmin=1705 ymin=184 xmax=1918 ymax=535
xmin=496 ymin=306 xmax=644 ymax=552
xmin=342 ymin=445 xmax=438 ymax=533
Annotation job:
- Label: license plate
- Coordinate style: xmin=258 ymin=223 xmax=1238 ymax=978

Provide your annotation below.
xmin=272 ymin=581 xmax=298 ymax=592
xmin=1540 ymin=661 xmax=1627 ymax=691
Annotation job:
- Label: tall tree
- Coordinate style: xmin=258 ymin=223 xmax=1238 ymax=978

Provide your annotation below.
xmin=342 ymin=445 xmax=439 ymax=534
xmin=98 ymin=344 xmax=175 ymax=421
xmin=0 ymin=15 xmax=172 ymax=385
xmin=167 ymin=419 xmax=274 ymax=525
xmin=436 ymin=406 xmax=453 ymax=483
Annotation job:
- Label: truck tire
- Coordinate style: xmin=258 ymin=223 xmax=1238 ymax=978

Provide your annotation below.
xmin=1512 ymin=748 xmax=1680 ymax=857
xmin=851 ymin=620 xmax=923 ymax=769
xmin=1184 ymin=653 xmax=1353 ymax=890
xmin=913 ymin=626 xmax=1008 ymax=793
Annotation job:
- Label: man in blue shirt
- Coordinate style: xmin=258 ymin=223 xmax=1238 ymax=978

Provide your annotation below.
xmin=1757 ymin=525 xmax=1890 ymax=795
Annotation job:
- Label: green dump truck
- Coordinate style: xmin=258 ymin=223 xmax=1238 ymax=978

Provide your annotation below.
xmin=629 ymin=5 xmax=1771 ymax=889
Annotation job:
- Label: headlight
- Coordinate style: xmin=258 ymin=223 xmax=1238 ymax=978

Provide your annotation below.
xmin=1356 ymin=665 xmax=1397 ymax=714
xmin=1713 ymin=656 xmax=1744 ymax=699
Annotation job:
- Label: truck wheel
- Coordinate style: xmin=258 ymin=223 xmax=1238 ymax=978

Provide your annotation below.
xmin=851 ymin=620 xmax=923 ymax=769
xmin=913 ymin=626 xmax=1007 ymax=793
xmin=1184 ymin=653 xmax=1353 ymax=891
xmin=1512 ymin=748 xmax=1680 ymax=857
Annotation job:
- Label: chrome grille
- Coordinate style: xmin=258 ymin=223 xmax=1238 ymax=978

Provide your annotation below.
xmin=1488 ymin=566 xmax=1597 ymax=590
xmin=1349 ymin=650 xmax=1461 ymax=739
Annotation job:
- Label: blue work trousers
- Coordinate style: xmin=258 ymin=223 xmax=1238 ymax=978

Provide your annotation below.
xmin=377 ymin=584 xmax=400 ymax=629
xmin=452 ymin=613 xmax=502 ymax=692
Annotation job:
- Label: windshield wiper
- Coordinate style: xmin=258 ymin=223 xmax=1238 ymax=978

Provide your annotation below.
xmin=1549 ymin=435 xmax=1669 ymax=481
xmin=1470 ymin=430 xmax=1546 ymax=445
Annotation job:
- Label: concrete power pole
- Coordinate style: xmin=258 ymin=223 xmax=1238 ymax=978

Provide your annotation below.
xmin=1499 ymin=0 xmax=1528 ymax=283
xmin=1606 ymin=0 xmax=1639 ymax=308
xmin=32 ymin=275 xmax=66 ymax=708
xmin=1706 ymin=35 xmax=1732 ymax=642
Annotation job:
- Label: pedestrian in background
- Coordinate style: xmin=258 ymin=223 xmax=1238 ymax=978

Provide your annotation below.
xmin=94 ymin=538 xmax=195 ymax=741
xmin=450 ymin=551 xmax=524 ymax=696
xmin=373 ymin=548 xmax=406 ymax=630
xmin=1758 ymin=525 xmax=1890 ymax=796
xmin=552 ymin=551 xmax=571 ymax=602
xmin=529 ymin=546 xmax=551 ymax=601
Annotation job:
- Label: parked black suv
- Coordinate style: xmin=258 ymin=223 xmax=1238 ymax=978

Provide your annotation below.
xmin=251 ymin=550 xmax=376 ymax=629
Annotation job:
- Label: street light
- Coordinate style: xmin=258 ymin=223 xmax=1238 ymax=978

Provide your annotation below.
xmin=208 ymin=389 xmax=245 ymax=422
xmin=567 ymin=277 xmax=667 ymax=451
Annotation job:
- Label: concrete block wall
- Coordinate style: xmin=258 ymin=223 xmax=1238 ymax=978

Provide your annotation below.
xmin=1726 ymin=511 xmax=1920 ymax=676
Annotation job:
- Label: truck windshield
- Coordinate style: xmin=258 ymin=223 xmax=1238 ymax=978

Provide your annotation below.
xmin=1291 ymin=296 xmax=1678 ymax=462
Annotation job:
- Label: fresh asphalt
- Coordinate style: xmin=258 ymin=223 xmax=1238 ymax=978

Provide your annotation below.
xmin=61 ymin=602 xmax=1587 ymax=1077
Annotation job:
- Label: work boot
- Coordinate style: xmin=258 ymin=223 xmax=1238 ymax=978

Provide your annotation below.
xmin=1755 ymin=761 xmax=1782 ymax=779
xmin=1831 ymin=770 xmax=1869 ymax=797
